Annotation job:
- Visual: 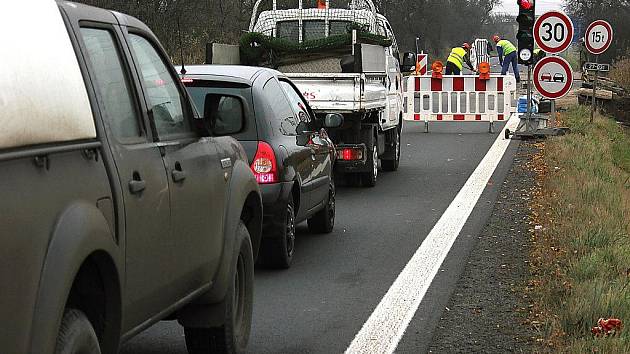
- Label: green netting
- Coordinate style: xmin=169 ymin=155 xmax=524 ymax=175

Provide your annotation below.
xmin=240 ymin=26 xmax=391 ymax=65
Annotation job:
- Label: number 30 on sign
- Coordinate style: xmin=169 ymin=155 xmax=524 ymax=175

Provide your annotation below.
xmin=534 ymin=11 xmax=574 ymax=54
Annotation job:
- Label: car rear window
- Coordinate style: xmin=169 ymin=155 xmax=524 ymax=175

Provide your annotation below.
xmin=184 ymin=81 xmax=257 ymax=141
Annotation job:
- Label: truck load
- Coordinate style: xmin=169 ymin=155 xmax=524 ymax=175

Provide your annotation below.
xmin=235 ymin=0 xmax=403 ymax=187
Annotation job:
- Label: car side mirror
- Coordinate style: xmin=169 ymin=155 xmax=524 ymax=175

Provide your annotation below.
xmin=323 ymin=113 xmax=343 ymax=128
xmin=296 ymin=121 xmax=314 ymax=135
xmin=401 ymin=52 xmax=416 ymax=73
xmin=204 ymin=94 xmax=244 ymax=136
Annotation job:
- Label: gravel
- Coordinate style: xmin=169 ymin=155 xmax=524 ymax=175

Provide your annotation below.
xmin=427 ymin=142 xmax=539 ymax=354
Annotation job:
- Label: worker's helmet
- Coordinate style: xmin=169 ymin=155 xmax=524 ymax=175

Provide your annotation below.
xmin=492 ymin=35 xmax=500 ymax=43
xmin=462 ymin=42 xmax=471 ymax=50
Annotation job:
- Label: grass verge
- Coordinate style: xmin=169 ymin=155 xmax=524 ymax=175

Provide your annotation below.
xmin=529 ymin=106 xmax=630 ymax=353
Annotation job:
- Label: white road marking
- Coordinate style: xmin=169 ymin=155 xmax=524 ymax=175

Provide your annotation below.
xmin=345 ymin=114 xmax=520 ymax=354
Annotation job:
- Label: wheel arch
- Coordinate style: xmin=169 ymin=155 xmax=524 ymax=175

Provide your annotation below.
xmin=29 ymin=201 xmax=122 ymax=354
xmin=198 ymin=159 xmax=261 ymax=304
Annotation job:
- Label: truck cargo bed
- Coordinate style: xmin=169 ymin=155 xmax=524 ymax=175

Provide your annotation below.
xmin=287 ymin=73 xmax=387 ymax=113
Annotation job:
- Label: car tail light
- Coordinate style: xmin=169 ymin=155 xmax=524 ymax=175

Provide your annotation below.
xmin=251 ymin=141 xmax=278 ymax=184
xmin=338 ymin=148 xmax=363 ymax=161
xmin=181 ymin=78 xmax=194 ymax=83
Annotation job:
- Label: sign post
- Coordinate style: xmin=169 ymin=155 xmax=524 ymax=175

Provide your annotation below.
xmin=585 ymin=20 xmax=614 ymax=122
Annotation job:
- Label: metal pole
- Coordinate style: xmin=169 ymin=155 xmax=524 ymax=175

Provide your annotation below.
xmin=591 ymin=55 xmax=599 ymax=123
xmin=526 ymin=65 xmax=532 ymax=130
xmin=551 ymin=99 xmax=556 ymax=127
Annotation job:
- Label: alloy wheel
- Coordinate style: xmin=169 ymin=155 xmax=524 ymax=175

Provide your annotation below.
xmin=286 ymin=204 xmax=296 ymax=258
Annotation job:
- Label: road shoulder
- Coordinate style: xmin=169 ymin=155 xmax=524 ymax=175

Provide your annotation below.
xmin=427 ymin=142 xmax=539 ymax=353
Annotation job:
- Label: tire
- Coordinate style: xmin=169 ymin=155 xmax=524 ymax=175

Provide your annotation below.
xmin=307 ymin=181 xmax=335 ymax=234
xmin=259 ymin=196 xmax=296 ymax=269
xmin=360 ymin=143 xmax=378 ymax=188
xmin=55 ymin=309 xmax=101 ymax=354
xmin=185 ymin=222 xmax=254 ymax=354
xmin=381 ymin=127 xmax=400 ymax=172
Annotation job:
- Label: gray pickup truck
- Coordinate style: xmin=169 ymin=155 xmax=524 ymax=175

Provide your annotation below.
xmin=0 ymin=2 xmax=261 ymax=353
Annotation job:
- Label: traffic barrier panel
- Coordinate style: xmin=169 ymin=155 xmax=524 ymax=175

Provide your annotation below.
xmin=471 ymin=39 xmax=490 ymax=71
xmin=403 ymin=75 xmax=517 ymax=133
xmin=416 ymin=53 xmax=428 ymax=75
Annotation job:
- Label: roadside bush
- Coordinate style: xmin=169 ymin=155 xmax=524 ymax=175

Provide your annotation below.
xmin=610 ymin=56 xmax=630 ymax=91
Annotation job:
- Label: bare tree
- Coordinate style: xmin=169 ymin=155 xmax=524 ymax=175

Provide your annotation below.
xmin=564 ymin=0 xmax=630 ymax=61
xmin=73 ymin=0 xmax=500 ymax=63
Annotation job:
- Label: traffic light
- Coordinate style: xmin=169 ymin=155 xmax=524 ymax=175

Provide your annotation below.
xmin=516 ymin=0 xmax=535 ymax=65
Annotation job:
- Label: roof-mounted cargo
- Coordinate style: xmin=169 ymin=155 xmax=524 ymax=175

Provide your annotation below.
xmin=0 ymin=0 xmax=96 ymax=150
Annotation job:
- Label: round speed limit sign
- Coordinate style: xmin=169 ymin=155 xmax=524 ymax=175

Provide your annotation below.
xmin=585 ymin=20 xmax=613 ymax=55
xmin=534 ymin=11 xmax=574 ymax=54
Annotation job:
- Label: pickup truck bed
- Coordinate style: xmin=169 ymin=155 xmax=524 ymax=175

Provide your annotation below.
xmin=287 ymin=73 xmax=388 ymax=113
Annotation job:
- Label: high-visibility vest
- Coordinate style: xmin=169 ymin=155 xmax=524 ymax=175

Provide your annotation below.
xmin=447 ymin=47 xmax=467 ymax=70
xmin=497 ymin=40 xmax=516 ymax=56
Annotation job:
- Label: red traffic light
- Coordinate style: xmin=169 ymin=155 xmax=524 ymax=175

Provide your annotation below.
xmin=518 ymin=0 xmax=533 ymax=10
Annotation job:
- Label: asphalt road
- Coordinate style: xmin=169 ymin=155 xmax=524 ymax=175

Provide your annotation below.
xmin=120 ymin=120 xmax=517 ymax=354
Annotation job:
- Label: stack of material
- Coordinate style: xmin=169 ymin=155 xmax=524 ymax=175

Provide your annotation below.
xmin=578 ymin=75 xmax=630 ymax=124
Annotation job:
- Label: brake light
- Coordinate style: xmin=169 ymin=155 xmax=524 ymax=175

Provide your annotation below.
xmin=181 ymin=78 xmax=194 ymax=83
xmin=338 ymin=148 xmax=363 ymax=161
xmin=251 ymin=141 xmax=278 ymax=184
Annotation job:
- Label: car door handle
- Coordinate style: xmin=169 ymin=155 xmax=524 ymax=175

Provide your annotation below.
xmin=171 ymin=162 xmax=186 ymax=183
xmin=172 ymin=169 xmax=186 ymax=183
xmin=129 ymin=179 xmax=146 ymax=194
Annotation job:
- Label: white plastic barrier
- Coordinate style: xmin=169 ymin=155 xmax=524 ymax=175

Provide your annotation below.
xmin=471 ymin=39 xmax=491 ymax=71
xmin=403 ymin=75 xmax=517 ymax=132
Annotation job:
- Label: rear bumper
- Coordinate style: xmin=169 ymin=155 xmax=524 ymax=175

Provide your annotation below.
xmin=259 ymin=181 xmax=293 ymax=239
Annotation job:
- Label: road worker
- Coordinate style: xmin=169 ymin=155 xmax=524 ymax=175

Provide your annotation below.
xmin=445 ymin=42 xmax=475 ymax=75
xmin=492 ymin=35 xmax=521 ymax=82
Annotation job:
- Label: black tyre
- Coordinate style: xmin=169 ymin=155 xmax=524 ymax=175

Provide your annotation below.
xmin=185 ymin=222 xmax=254 ymax=354
xmin=381 ymin=127 xmax=400 ymax=172
xmin=259 ymin=196 xmax=296 ymax=269
xmin=307 ymin=181 xmax=335 ymax=234
xmin=55 ymin=309 xmax=101 ymax=354
xmin=361 ymin=143 xmax=378 ymax=187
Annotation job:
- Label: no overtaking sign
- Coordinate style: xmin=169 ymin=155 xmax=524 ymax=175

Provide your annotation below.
xmin=533 ymin=56 xmax=573 ymax=99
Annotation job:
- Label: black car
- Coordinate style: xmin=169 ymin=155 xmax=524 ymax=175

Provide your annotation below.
xmin=180 ymin=65 xmax=343 ymax=268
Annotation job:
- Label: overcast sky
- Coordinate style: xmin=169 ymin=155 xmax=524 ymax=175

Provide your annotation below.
xmin=493 ymin=0 xmax=565 ymax=15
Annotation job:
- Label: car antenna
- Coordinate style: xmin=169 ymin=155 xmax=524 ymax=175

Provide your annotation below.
xmin=177 ymin=16 xmax=187 ymax=75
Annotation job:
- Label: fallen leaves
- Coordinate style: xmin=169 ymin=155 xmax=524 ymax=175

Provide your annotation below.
xmin=591 ymin=318 xmax=623 ymax=337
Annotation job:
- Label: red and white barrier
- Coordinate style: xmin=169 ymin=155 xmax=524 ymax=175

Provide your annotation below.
xmin=416 ymin=53 xmax=428 ymax=75
xmin=403 ymin=75 xmax=517 ymax=132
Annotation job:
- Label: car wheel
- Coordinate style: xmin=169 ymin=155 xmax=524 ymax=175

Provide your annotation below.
xmin=260 ymin=196 xmax=296 ymax=269
xmin=381 ymin=127 xmax=400 ymax=172
xmin=361 ymin=144 xmax=378 ymax=187
xmin=307 ymin=181 xmax=335 ymax=233
xmin=185 ymin=221 xmax=254 ymax=354
xmin=55 ymin=309 xmax=101 ymax=354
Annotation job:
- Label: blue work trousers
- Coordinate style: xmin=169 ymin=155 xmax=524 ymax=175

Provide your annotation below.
xmin=501 ymin=52 xmax=520 ymax=82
